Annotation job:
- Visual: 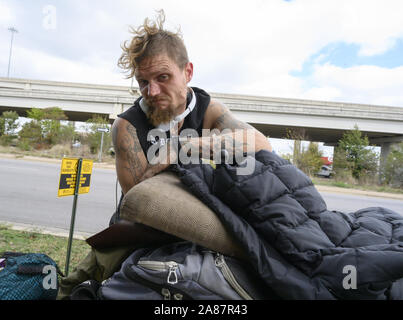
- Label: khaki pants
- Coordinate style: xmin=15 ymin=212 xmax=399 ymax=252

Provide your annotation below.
xmin=57 ymin=245 xmax=138 ymax=300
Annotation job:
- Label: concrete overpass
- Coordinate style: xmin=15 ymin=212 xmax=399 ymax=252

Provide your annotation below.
xmin=1 ymin=77 xmax=402 ymax=158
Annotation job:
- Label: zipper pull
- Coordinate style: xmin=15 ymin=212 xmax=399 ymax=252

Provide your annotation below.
xmin=161 ymin=288 xmax=171 ymax=300
xmin=167 ymin=264 xmax=178 ymax=285
xmin=173 ymin=293 xmax=183 ymax=300
xmin=215 ymin=254 xmax=224 ymax=268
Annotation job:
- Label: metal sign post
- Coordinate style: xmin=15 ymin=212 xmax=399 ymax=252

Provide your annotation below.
xmin=57 ymin=157 xmax=93 ymax=276
xmin=64 ymin=158 xmax=82 ymax=276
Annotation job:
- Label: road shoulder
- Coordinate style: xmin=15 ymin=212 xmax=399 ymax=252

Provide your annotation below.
xmin=0 ymin=152 xmax=115 ymax=169
xmin=315 ymin=185 xmax=403 ymax=200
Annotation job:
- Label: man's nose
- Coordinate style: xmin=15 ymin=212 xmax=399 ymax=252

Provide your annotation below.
xmin=147 ymin=81 xmax=161 ymax=97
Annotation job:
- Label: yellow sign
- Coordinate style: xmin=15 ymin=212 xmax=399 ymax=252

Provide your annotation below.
xmin=58 ymin=158 xmax=93 ymax=197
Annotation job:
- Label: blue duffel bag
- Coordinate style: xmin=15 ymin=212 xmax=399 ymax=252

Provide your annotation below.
xmin=0 ymin=252 xmax=62 ymax=300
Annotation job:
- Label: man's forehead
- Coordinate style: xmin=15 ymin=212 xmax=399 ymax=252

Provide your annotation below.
xmin=135 ymin=55 xmax=177 ymax=77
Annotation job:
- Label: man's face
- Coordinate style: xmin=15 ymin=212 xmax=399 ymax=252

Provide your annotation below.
xmin=135 ymin=53 xmax=193 ymax=127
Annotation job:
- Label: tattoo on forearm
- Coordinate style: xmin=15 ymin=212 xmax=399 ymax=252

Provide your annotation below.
xmin=118 ymin=123 xmax=174 ymax=186
xmin=121 ymin=124 xmax=147 ymax=184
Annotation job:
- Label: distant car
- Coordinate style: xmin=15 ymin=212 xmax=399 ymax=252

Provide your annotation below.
xmin=72 ymin=141 xmax=81 ymax=148
xmin=316 ymin=165 xmax=333 ymax=178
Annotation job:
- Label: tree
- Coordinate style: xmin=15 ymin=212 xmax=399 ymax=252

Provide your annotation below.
xmin=381 ymin=142 xmax=403 ymax=188
xmin=298 ymin=142 xmax=324 ymax=177
xmin=285 ymin=128 xmax=307 ymax=167
xmin=85 ymin=115 xmax=111 ymax=154
xmin=41 ymin=107 xmax=67 ymax=145
xmin=18 ymin=121 xmax=43 ymax=147
xmin=0 ymin=111 xmax=19 ymax=145
xmin=333 ymin=125 xmax=379 ymax=180
xmin=58 ymin=122 xmax=78 ymax=144
xmin=282 ymin=129 xmax=324 ymax=176
xmin=23 ymin=107 xmax=67 ymax=147
xmin=26 ymin=108 xmax=45 ymax=122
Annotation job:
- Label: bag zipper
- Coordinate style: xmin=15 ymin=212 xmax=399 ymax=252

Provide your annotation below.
xmin=214 ymin=254 xmax=253 ymax=300
xmin=123 ymin=266 xmax=191 ymax=300
xmin=137 ymin=260 xmax=179 ymax=285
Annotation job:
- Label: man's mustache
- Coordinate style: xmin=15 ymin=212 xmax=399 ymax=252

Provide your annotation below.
xmin=146 ymin=96 xmax=170 ymax=106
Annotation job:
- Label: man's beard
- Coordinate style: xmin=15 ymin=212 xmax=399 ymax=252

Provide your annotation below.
xmin=145 ymin=96 xmax=177 ymax=127
xmin=147 ymin=105 xmax=175 ymax=127
xmin=146 ymin=95 xmax=186 ymax=127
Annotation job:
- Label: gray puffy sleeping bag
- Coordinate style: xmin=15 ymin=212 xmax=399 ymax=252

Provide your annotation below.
xmin=173 ymin=150 xmax=403 ymax=299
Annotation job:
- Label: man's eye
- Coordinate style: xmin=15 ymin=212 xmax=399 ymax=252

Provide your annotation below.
xmin=158 ymin=74 xmax=169 ymax=81
xmin=138 ymin=80 xmax=148 ymax=88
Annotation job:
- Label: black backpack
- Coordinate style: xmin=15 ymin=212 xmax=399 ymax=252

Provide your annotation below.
xmin=89 ymin=241 xmax=277 ymax=300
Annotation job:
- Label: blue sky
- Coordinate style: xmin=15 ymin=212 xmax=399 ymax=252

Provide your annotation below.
xmin=1 ymin=0 xmax=402 ymax=156
xmin=292 ymin=40 xmax=403 ymax=77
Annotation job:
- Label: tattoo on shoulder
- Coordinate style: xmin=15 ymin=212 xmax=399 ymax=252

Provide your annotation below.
xmin=214 ymin=104 xmax=253 ymax=131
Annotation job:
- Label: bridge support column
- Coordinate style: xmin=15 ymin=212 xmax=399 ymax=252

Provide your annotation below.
xmin=110 ymin=103 xmax=123 ymax=121
xmin=370 ymin=136 xmax=403 ymax=168
xmin=380 ymin=142 xmax=392 ymax=167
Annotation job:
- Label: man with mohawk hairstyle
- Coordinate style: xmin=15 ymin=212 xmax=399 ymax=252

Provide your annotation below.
xmin=110 ymin=9 xmax=272 ymax=224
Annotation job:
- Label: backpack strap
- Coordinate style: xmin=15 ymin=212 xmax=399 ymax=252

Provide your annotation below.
xmin=17 ymin=264 xmax=47 ymax=275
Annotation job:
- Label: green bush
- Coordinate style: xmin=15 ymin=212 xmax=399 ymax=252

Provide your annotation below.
xmin=297 ymin=142 xmax=324 ymax=177
xmin=381 ymin=142 xmax=403 ymax=188
xmin=0 ymin=135 xmax=14 ymax=146
xmin=17 ymin=138 xmax=32 ymax=151
xmin=19 ymin=121 xmax=43 ymax=146
xmin=334 ymin=125 xmax=379 ymax=181
xmin=23 ymin=107 xmax=68 ymax=147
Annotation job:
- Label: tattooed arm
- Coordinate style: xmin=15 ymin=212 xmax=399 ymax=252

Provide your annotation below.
xmin=181 ymin=100 xmax=272 ymax=158
xmin=112 ymin=117 xmax=178 ymax=194
xmin=207 ymin=100 xmax=272 ymax=153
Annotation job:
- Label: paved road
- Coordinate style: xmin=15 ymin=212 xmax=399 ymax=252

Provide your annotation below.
xmin=0 ymin=158 xmax=120 ymax=235
xmin=0 ymin=158 xmax=402 ymax=236
xmin=322 ymin=192 xmax=403 ymax=215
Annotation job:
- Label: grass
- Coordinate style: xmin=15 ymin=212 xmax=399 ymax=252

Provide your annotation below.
xmin=0 ymin=144 xmax=115 ymax=164
xmin=0 ymin=224 xmax=91 ymax=275
xmin=312 ymin=177 xmax=403 ymax=194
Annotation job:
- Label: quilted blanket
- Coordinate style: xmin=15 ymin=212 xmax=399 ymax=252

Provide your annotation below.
xmin=173 ymin=150 xmax=403 ymax=299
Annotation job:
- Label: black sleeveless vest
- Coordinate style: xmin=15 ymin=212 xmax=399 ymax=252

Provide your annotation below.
xmin=118 ymin=87 xmax=211 ymax=160
xmin=110 ymin=87 xmax=210 ymax=225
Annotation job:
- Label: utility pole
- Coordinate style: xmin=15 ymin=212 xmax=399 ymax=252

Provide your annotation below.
xmin=7 ymin=27 xmax=18 ymax=78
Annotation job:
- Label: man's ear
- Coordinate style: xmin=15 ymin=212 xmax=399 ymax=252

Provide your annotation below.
xmin=184 ymin=62 xmax=193 ymax=83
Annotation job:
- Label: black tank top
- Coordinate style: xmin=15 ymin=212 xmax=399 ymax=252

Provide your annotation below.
xmin=118 ymin=86 xmax=211 ymax=160
xmin=110 ymin=87 xmax=210 ymax=225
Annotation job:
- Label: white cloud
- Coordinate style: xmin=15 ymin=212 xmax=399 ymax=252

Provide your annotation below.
xmin=1 ymin=0 xmax=403 ymax=107
xmin=0 ymin=1 xmax=14 ymax=27
xmin=12 ymin=46 xmax=131 ymax=86
xmin=307 ymin=63 xmax=403 ymax=106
